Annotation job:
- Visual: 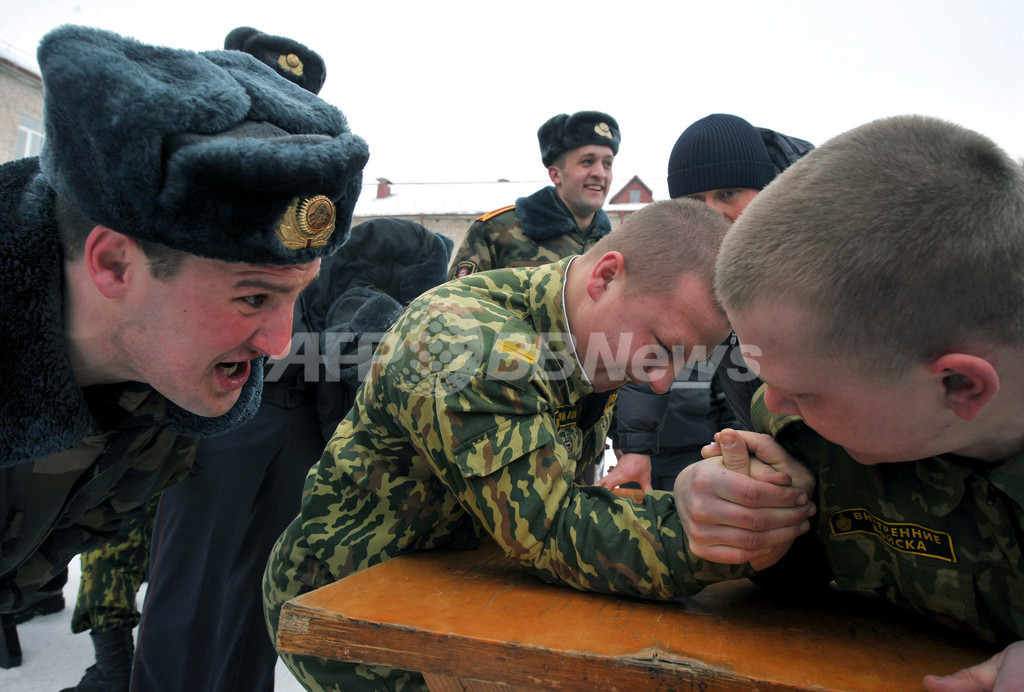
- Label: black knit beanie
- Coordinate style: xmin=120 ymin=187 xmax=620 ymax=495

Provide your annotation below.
xmin=667 ymin=114 xmax=777 ymax=198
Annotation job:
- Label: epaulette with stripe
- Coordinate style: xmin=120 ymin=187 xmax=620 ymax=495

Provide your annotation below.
xmin=475 ymin=204 xmax=516 ymax=223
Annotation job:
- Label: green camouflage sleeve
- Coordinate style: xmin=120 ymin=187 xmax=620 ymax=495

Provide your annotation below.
xmin=421 ymin=375 xmax=746 ymax=598
xmin=447 ymin=219 xmax=497 ymax=279
xmin=299 ymin=289 xmax=751 ymax=600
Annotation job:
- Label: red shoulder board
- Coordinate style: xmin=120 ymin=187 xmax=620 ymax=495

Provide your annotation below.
xmin=475 ymin=204 xmax=516 ymax=223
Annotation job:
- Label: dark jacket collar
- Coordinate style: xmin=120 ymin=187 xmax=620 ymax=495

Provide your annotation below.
xmin=515 ymin=185 xmax=611 ymax=241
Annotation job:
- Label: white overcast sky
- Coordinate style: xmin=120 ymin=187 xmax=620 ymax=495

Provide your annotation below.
xmin=3 ymin=0 xmax=1022 ymax=189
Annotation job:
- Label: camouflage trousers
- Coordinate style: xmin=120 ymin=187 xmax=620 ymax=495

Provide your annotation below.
xmin=70 ymin=497 xmax=157 ymax=634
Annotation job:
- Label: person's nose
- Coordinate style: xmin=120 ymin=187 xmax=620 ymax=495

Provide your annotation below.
xmin=249 ymin=304 xmax=295 ymax=359
xmin=647 ymin=365 xmax=677 ymax=394
xmin=762 ymin=384 xmax=799 ymax=415
xmin=704 ymin=198 xmax=735 ymax=223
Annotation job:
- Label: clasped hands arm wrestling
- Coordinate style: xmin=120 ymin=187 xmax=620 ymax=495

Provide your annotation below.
xmin=662 ymin=429 xmax=1023 ymax=692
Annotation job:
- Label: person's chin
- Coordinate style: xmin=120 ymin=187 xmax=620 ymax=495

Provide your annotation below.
xmin=176 ymin=389 xmax=243 ymax=418
xmin=593 ymin=377 xmax=630 ymax=393
xmin=842 ymin=447 xmax=905 ymax=466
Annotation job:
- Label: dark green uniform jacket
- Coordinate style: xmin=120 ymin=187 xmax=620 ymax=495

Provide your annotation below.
xmin=0 ymin=158 xmax=261 ymax=611
xmin=753 ymin=390 xmax=1024 ymax=644
xmin=448 ymin=185 xmax=612 ymax=279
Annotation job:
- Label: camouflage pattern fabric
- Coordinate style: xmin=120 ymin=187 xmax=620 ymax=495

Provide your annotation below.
xmin=752 ymin=390 xmax=1024 ymax=644
xmin=264 ymin=258 xmax=753 ymax=690
xmin=447 ymin=187 xmax=609 ymax=280
xmin=70 ymin=496 xmax=156 ymax=634
xmin=0 ymin=383 xmax=198 ymax=613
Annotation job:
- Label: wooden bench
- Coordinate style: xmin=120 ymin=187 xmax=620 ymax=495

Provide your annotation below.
xmin=277 ymin=539 xmax=999 ymax=691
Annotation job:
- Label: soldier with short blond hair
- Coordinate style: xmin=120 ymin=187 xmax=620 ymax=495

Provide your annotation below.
xmin=262 ymin=198 xmax=774 ymax=690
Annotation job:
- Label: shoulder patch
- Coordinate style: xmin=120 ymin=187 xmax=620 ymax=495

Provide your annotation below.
xmin=475 ymin=204 xmax=516 ymax=223
xmin=453 ymin=261 xmax=478 ymax=278
xmin=829 ymin=508 xmax=957 ymax=562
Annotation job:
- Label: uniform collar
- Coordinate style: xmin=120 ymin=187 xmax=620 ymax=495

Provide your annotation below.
xmin=515 ymin=185 xmax=611 ymax=241
xmin=526 ymin=257 xmax=593 ymax=397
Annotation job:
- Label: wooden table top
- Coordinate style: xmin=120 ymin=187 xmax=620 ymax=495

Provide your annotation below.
xmin=278 ymin=539 xmax=999 ymax=691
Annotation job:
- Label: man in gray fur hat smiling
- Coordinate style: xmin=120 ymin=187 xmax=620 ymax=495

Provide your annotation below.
xmin=448 ymin=110 xmax=620 ymax=280
xmin=0 ymin=21 xmax=367 ymax=677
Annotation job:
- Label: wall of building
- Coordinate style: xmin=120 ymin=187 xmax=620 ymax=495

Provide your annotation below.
xmin=0 ymin=60 xmax=44 ymax=164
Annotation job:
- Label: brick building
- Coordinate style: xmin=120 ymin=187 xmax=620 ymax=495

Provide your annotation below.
xmin=0 ymin=46 xmax=44 ymax=165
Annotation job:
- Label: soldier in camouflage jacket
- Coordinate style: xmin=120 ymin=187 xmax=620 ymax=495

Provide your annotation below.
xmin=747 ymin=391 xmax=1024 ymax=645
xmin=448 ymin=185 xmax=613 ymax=278
xmin=683 ymin=115 xmax=1024 ymax=688
xmin=262 ymin=199 xmax=771 ymax=690
xmin=448 ymin=110 xmax=620 ymax=279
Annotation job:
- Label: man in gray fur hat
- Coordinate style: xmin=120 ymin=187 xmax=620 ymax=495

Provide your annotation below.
xmin=448 ymin=110 xmax=620 ymax=280
xmin=128 ymin=29 xmax=453 ymax=692
xmin=0 ymin=22 xmax=367 ymax=680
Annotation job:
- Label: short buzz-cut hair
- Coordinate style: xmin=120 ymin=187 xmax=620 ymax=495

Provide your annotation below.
xmin=587 ymin=197 xmax=730 ymax=295
xmin=716 ymin=114 xmax=1024 ymax=375
xmin=57 ymin=194 xmax=188 ymax=280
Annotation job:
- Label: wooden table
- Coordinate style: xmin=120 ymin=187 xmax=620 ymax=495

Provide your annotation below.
xmin=277 ymin=540 xmax=999 ymax=691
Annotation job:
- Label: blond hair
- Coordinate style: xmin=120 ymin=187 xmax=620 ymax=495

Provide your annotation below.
xmin=588 ymin=197 xmax=730 ymax=294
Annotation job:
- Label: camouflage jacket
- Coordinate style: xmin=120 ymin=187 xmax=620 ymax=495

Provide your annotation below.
xmin=0 ymin=157 xmax=262 ymax=611
xmin=296 ymin=258 xmax=751 ymax=600
xmin=448 ymin=185 xmax=612 ymax=279
xmin=752 ymin=391 xmax=1024 ymax=644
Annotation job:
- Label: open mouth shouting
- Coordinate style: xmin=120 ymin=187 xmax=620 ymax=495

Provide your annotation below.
xmin=215 ymin=359 xmax=252 ymax=391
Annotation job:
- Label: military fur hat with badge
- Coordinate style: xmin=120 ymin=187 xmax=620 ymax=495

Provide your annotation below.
xmin=538 ymin=110 xmax=621 ymax=167
xmin=37 ymin=24 xmax=369 ymax=266
xmin=224 ymin=26 xmax=327 ymax=95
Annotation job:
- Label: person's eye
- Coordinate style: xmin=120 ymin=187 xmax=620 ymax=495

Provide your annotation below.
xmin=239 ymin=294 xmax=268 ymax=309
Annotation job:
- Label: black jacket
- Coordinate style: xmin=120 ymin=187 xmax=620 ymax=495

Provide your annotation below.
xmin=294 ymin=218 xmax=453 ymax=440
xmin=611 ymin=364 xmax=738 ymax=482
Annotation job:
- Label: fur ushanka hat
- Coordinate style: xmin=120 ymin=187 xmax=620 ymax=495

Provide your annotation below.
xmin=538 ymin=110 xmax=620 ymax=167
xmin=37 ymin=25 xmax=368 ymax=265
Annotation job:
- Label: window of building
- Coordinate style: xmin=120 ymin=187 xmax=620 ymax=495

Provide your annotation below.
xmin=629 ymin=189 xmax=641 ymax=203
xmin=16 ymin=114 xmax=44 ymax=158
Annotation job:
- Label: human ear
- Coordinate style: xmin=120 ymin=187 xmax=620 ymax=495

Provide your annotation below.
xmin=928 ymin=353 xmax=1000 ymax=421
xmin=547 ymin=165 xmax=562 ymax=186
xmin=585 ymin=251 xmax=624 ymax=302
xmin=83 ymin=226 xmax=136 ymax=299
